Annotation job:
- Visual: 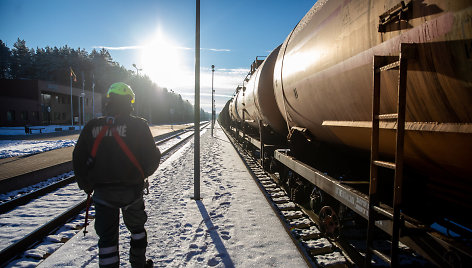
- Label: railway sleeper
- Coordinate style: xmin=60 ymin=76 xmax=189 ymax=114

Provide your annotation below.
xmin=224 ymin=126 xmax=456 ymax=267
xmin=226 ymin=131 xmax=351 ymax=267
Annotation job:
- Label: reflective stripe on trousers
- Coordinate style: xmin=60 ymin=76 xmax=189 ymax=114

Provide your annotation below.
xmin=131 ymin=231 xmax=146 ymax=241
xmin=99 ymin=245 xmax=119 ymax=267
xmin=94 ymin=195 xmax=148 ymax=267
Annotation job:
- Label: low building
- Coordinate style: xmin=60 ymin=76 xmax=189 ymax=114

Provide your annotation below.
xmin=0 ymin=79 xmax=102 ymax=126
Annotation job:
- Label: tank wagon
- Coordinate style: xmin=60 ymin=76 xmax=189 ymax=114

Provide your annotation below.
xmin=230 ymin=45 xmax=287 ymax=137
xmin=220 ymin=0 xmax=472 ymax=267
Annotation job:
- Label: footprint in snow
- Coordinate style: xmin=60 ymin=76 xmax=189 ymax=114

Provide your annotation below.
xmin=207 ymin=257 xmax=220 ymax=266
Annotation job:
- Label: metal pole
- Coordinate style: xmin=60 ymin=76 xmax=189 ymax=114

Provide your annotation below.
xmin=193 ymin=0 xmax=201 ymax=200
xmin=92 ymin=73 xmax=95 ymax=118
xmin=133 ymin=63 xmax=149 ymax=121
xmin=82 ymin=72 xmax=85 ymax=127
xmin=211 ymin=65 xmax=214 ymax=137
xmin=77 ymin=95 xmax=81 ymax=130
xmin=82 ymin=94 xmax=85 ymax=126
xmin=149 ymin=102 xmax=152 ymax=124
xmin=70 ymin=72 xmax=73 ymax=126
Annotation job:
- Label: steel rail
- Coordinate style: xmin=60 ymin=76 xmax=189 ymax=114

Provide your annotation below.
xmin=0 ymin=175 xmax=76 ymax=214
xmin=222 ymin=124 xmax=454 ymax=267
xmin=156 ymin=129 xmax=192 ymax=146
xmin=0 ymin=125 xmax=201 ymax=215
xmin=0 ymin=126 xmax=195 ymax=196
xmin=0 ymin=124 xmax=208 ymax=266
xmin=154 ymin=124 xmax=195 ymax=145
xmin=160 ymin=123 xmax=208 ymax=156
xmin=221 ymin=126 xmax=318 ymax=268
xmin=0 ymin=200 xmax=87 ymax=266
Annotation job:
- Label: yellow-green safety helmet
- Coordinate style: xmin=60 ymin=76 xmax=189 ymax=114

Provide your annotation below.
xmin=107 ymin=82 xmax=135 ymax=103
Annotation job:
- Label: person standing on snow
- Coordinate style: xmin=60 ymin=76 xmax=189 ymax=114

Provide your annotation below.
xmin=73 ymin=82 xmax=161 ymax=268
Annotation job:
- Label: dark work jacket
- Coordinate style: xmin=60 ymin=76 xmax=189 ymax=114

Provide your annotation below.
xmin=73 ymin=115 xmax=161 ymax=192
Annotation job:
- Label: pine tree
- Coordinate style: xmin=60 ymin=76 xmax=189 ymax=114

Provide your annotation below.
xmin=0 ymin=39 xmax=210 ymax=124
xmin=0 ymin=40 xmax=11 ymax=79
xmin=10 ymin=38 xmax=33 ymax=79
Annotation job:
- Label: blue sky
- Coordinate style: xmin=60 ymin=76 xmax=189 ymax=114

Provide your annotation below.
xmin=0 ymin=0 xmax=315 ymax=113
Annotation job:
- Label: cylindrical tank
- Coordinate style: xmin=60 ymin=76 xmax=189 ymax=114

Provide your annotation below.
xmin=229 ymin=88 xmax=243 ymax=123
xmin=273 ymin=0 xmax=472 ymax=183
xmin=228 ymin=100 xmax=233 ymax=121
xmin=240 ymin=45 xmax=287 ymax=135
xmin=228 ymin=97 xmax=235 ymax=122
xmin=235 ymin=87 xmax=244 ymax=122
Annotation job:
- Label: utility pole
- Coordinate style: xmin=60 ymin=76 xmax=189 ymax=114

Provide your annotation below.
xmin=77 ymin=95 xmax=81 ymax=130
xmin=70 ymin=67 xmax=75 ymax=126
xmin=211 ymin=65 xmax=215 ymax=137
xmin=92 ymin=73 xmax=95 ymax=118
xmin=193 ymin=0 xmax=201 ymax=200
xmin=132 ymin=64 xmax=141 ymax=118
xmin=70 ymin=72 xmax=73 ymax=126
xmin=81 ymin=71 xmax=85 ymax=128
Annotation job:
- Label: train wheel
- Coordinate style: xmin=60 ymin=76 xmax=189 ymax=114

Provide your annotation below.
xmin=269 ymin=158 xmax=278 ymax=174
xmin=288 ymin=175 xmax=305 ymax=203
xmin=278 ymin=168 xmax=290 ymax=188
xmin=291 ymin=185 xmax=305 ymax=204
xmin=286 ymin=171 xmax=297 ymax=189
xmin=310 ymin=187 xmax=323 ymax=213
xmin=319 ymin=206 xmax=341 ymax=240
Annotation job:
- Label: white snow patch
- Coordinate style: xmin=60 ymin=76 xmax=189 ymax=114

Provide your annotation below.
xmin=0 ymin=125 xmax=79 ymax=136
xmin=0 ymin=140 xmax=76 ymax=159
xmin=37 ymin=124 xmax=309 ymax=267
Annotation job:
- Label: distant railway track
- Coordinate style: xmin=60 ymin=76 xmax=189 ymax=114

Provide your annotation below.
xmin=0 ymin=125 xmax=196 ymax=212
xmin=0 ymin=174 xmax=76 ymax=214
xmin=0 ymin=123 xmax=208 ymax=266
xmin=222 ymin=126 xmax=438 ymax=268
xmin=0 ymin=125 xmax=195 ymax=195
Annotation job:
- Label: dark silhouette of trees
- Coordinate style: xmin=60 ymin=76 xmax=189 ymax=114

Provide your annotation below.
xmin=0 ymin=41 xmax=11 ymax=79
xmin=0 ymin=38 xmax=210 ymax=124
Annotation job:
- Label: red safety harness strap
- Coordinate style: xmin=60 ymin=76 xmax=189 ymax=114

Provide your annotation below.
xmin=111 ymin=128 xmax=145 ymax=179
xmin=88 ymin=119 xmax=148 ymax=194
xmin=91 ymin=125 xmax=110 ymax=158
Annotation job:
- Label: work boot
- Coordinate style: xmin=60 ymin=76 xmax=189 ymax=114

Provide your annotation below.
xmin=145 ymin=259 xmax=153 ymax=268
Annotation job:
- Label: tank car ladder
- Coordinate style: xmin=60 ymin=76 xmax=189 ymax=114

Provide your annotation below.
xmin=365 ymin=43 xmax=415 ymax=268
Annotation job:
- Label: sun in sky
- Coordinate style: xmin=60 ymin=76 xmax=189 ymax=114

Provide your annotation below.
xmin=140 ymin=29 xmax=190 ymax=90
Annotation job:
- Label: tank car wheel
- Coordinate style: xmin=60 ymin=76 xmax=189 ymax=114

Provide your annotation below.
xmin=309 ymin=187 xmax=323 ymax=213
xmin=291 ymin=185 xmax=305 ymax=204
xmin=319 ymin=206 xmax=341 ymax=240
xmin=286 ymin=171 xmax=297 ymax=189
xmin=268 ymin=158 xmax=278 ymax=174
xmin=278 ymin=168 xmax=291 ymax=188
xmin=287 ymin=174 xmax=305 ymax=203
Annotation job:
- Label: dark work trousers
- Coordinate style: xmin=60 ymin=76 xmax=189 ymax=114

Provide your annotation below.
xmin=94 ymin=196 xmax=148 ymax=268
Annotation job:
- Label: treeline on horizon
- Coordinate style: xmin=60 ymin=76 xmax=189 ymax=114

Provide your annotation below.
xmin=0 ymin=38 xmax=210 ymax=124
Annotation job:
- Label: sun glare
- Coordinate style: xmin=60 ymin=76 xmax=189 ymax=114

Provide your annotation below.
xmin=141 ymin=31 xmax=185 ymax=89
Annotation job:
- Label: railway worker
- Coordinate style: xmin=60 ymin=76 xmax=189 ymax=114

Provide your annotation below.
xmin=73 ymin=82 xmax=161 ymax=268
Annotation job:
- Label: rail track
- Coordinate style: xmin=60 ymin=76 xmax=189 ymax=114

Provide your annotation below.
xmin=0 ymin=127 xmax=194 ymax=214
xmin=222 ymin=126 xmax=435 ymax=268
xmin=0 ymin=123 xmax=207 ymax=266
xmin=0 ymin=125 xmax=195 ymax=195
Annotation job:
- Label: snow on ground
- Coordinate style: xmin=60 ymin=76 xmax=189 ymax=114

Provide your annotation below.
xmin=0 ymin=125 xmax=78 ymax=159
xmin=0 ymin=125 xmax=80 ymax=136
xmin=36 ymin=124 xmax=308 ymax=267
xmin=0 ymin=182 xmax=86 ymax=250
xmin=0 ymin=171 xmax=75 ymax=204
xmin=0 ymin=140 xmax=76 ymax=159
